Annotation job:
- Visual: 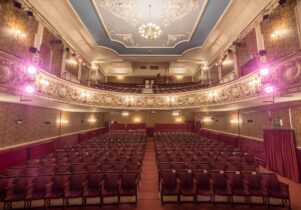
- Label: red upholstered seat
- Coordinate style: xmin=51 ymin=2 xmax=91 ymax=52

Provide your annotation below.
xmin=160 ymin=172 xmax=179 ymax=204
xmin=228 ymin=173 xmax=250 ymax=204
xmin=5 ymin=177 xmax=32 ymax=208
xmin=71 ymin=164 xmax=86 ymax=173
xmin=210 ymin=173 xmax=231 ymax=198
xmin=86 ymin=164 xmax=99 ymax=173
xmin=261 ymin=173 xmax=290 ymax=207
xmin=178 ymin=172 xmax=196 ymax=197
xmin=195 ymin=172 xmax=214 ymax=197
xmin=84 ymin=173 xmax=103 ymax=198
xmin=114 ymin=164 xmax=126 ymax=172
xmin=55 ymin=165 xmax=70 ymax=174
xmin=244 ymin=173 xmax=268 ymax=201
xmin=65 ymin=174 xmax=87 ymax=206
xmin=119 ymin=172 xmax=138 ymax=200
xmin=102 ymin=173 xmax=120 ymax=197
xmin=47 ymin=175 xmax=68 ymax=200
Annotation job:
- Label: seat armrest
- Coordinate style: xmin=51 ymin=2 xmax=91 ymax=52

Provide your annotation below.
xmin=280 ymin=182 xmax=289 ymax=194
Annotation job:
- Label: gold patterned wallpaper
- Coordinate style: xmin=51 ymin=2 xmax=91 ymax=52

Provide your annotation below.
xmin=40 ymin=28 xmax=64 ymax=77
xmin=196 ymin=103 xmax=301 ymax=146
xmin=0 ymin=102 xmax=104 ymax=149
xmin=0 ymin=0 xmax=38 ymax=60
xmin=261 ymin=0 xmax=300 ymax=62
xmin=235 ymin=29 xmax=258 ymax=75
xmin=103 ymin=110 xmax=194 ymax=127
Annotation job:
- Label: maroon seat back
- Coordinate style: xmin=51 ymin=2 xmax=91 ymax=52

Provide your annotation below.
xmin=261 ymin=174 xmax=280 ymax=191
xmin=104 ymin=173 xmax=120 ymax=190
xmin=195 ymin=173 xmax=210 ymax=189
xmin=228 ymin=173 xmax=243 ymax=189
xmin=245 ymin=174 xmax=261 ymax=190
xmin=211 ymin=173 xmax=227 ymax=189
xmin=52 ymin=175 xmax=67 ymax=192
xmin=121 ymin=173 xmax=138 ymax=188
xmin=161 ymin=172 xmax=177 ymax=188
xmin=33 ymin=176 xmax=51 ymax=194
xmin=70 ymin=174 xmax=86 ymax=191
xmin=88 ymin=173 xmax=103 ymax=188
xmin=178 ymin=172 xmax=193 ymax=187
xmin=13 ymin=177 xmax=30 ymax=195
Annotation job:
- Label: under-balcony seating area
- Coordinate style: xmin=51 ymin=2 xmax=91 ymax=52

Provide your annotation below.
xmin=92 ymin=82 xmax=209 ymax=94
xmin=153 ymin=83 xmax=208 ymax=94
xmin=92 ymin=83 xmax=143 ymax=93
xmin=0 ymin=133 xmax=146 ymax=209
xmin=155 ymin=132 xmax=291 ymax=208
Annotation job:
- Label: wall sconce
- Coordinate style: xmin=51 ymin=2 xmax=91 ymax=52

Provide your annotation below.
xmin=56 ymin=119 xmax=69 ymax=125
xmin=202 ymin=117 xmax=212 ymax=123
xmin=271 ymin=29 xmax=288 ymax=39
xmin=88 ymin=118 xmax=97 ymax=123
xmin=175 ymin=117 xmax=183 ymax=123
xmin=44 ymin=121 xmax=51 ymax=125
xmin=133 ymin=117 xmax=141 ymax=123
xmin=11 ymin=28 xmax=26 ymax=39
xmin=172 ymin=111 xmax=180 ymax=116
xmin=16 ymin=120 xmax=23 ymax=124
xmin=116 ymin=75 xmax=124 ymax=80
xmin=230 ymin=119 xmax=242 ymax=124
xmin=122 ymin=111 xmax=129 ymax=117
xmin=175 ymin=75 xmax=184 ymax=80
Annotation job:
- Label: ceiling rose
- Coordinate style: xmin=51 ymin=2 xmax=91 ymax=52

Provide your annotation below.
xmin=139 ymin=23 xmax=162 ymax=40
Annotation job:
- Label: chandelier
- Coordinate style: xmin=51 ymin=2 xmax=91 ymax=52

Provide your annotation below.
xmin=139 ymin=23 xmax=162 ymax=39
xmin=139 ymin=3 xmax=162 ymax=40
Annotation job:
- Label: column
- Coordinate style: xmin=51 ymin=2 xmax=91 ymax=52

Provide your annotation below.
xmin=60 ymin=45 xmax=67 ymax=78
xmin=255 ymin=22 xmax=266 ymax=62
xmin=232 ymin=47 xmax=239 ymax=78
xmin=218 ymin=64 xmax=222 ymax=81
xmin=78 ymin=62 xmax=82 ymax=81
xmin=34 ymin=22 xmax=44 ymax=50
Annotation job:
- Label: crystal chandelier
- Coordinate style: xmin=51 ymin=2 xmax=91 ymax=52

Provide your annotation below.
xmin=139 ymin=3 xmax=162 ymax=40
xmin=139 ymin=23 xmax=162 ymax=39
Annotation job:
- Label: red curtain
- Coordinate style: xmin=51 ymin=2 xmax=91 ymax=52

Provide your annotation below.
xmin=263 ymin=129 xmax=300 ymax=183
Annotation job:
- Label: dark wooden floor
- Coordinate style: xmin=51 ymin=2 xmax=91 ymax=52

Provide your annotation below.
xmin=37 ymin=138 xmax=289 ymax=210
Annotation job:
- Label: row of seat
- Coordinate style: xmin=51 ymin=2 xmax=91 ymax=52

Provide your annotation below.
xmin=2 ymin=163 xmax=141 ymax=177
xmin=154 ymin=133 xmax=290 ymax=209
xmin=158 ymin=163 xmax=257 ymax=173
xmin=159 ymin=171 xmax=290 ymax=208
xmin=0 ymin=172 xmax=139 ymax=209
xmin=0 ymin=133 xmax=146 ymax=209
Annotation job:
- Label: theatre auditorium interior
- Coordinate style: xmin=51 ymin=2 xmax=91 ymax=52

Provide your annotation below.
xmin=3 ymin=0 xmax=301 ymax=210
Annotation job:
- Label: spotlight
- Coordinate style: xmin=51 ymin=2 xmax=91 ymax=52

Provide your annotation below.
xmin=29 ymin=47 xmax=38 ymax=54
xmin=264 ymin=85 xmax=275 ymax=93
xmin=259 ymin=67 xmax=269 ymax=76
xmin=25 ymin=85 xmax=35 ymax=93
xmin=13 ymin=1 xmax=22 ymax=9
xmin=26 ymin=11 xmax=34 ymax=18
xmin=27 ymin=65 xmax=37 ymax=75
xmin=278 ymin=0 xmax=287 ymax=7
xmin=259 ymin=50 xmax=267 ymax=56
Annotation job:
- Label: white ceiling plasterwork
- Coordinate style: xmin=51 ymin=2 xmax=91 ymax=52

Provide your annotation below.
xmin=93 ymin=0 xmax=207 ymax=48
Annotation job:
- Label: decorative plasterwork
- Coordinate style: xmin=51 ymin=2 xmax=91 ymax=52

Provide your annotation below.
xmin=99 ymin=0 xmax=139 ymax=27
xmin=110 ymin=31 xmax=135 ymax=46
xmin=68 ymin=0 xmax=231 ymax=54
xmin=161 ymin=0 xmax=200 ymax=27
